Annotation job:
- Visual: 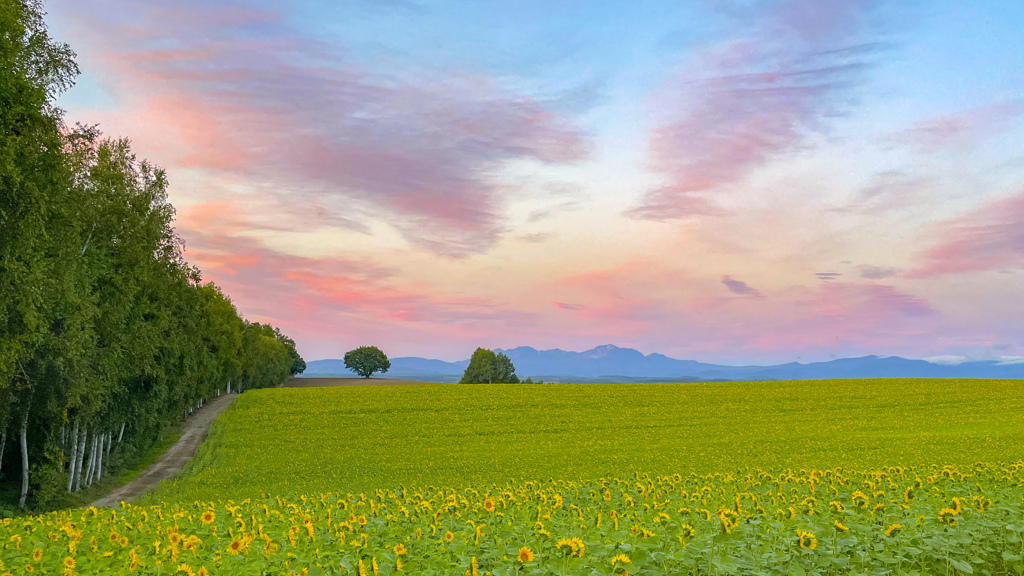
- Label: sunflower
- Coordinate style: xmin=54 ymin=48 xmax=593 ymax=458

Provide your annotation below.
xmin=517 ymin=546 xmax=534 ymax=563
xmin=470 ymin=556 xmax=479 ymax=576
xmin=120 ymin=536 xmax=129 ymax=547
xmin=884 ymin=523 xmax=902 ymax=537
xmin=109 ymin=532 xmax=120 ymax=542
xmin=444 ymin=531 xmax=454 ymax=543
xmin=32 ymin=549 xmax=42 ymax=562
xmin=24 ymin=567 xmax=33 ymax=573
xmin=833 ymin=520 xmax=849 ymax=532
xmin=357 ymin=559 xmax=366 ymax=576
xmin=227 ymin=539 xmax=244 ymax=554
xmin=483 ymin=498 xmax=495 ymax=512
xmin=610 ymin=553 xmax=631 ymax=566
xmin=679 ymin=524 xmax=695 ymax=540
xmin=198 ymin=567 xmax=209 ymax=576
xmin=201 ymin=511 xmax=216 ymax=525
xmin=395 ymin=558 xmax=403 ymax=572
xmin=63 ymin=557 xmax=75 ymax=569
xmin=393 ymin=544 xmax=406 ymax=555
xmin=795 ymin=529 xmax=817 ymax=550
xmin=371 ymin=556 xmax=379 ymax=575
xmin=937 ymin=507 xmax=957 ymax=524
xmin=358 ymin=515 xmax=367 ymax=526
xmin=176 ymin=564 xmax=195 ymax=576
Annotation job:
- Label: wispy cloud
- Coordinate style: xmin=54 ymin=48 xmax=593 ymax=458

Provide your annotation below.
xmin=721 ymin=275 xmax=762 ymax=297
xmin=858 ymin=265 xmax=898 ymax=279
xmin=895 ymin=101 xmax=1023 ymax=152
xmin=65 ymin=0 xmax=589 ymax=256
xmin=629 ymin=0 xmax=886 ymax=219
xmin=908 ymin=189 xmax=1024 ymax=277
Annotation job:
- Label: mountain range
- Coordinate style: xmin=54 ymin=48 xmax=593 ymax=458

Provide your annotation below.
xmin=299 ymin=345 xmax=1024 ymax=382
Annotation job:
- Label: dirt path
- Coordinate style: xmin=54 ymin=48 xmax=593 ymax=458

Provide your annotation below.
xmin=91 ymin=393 xmax=237 ymax=508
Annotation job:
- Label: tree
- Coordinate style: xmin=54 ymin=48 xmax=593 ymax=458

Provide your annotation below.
xmin=344 ymin=346 xmax=390 ymax=378
xmin=459 ymin=348 xmax=520 ymax=384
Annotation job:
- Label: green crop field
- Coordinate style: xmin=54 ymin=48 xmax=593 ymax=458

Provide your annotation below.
xmin=149 ymin=379 xmax=1024 ymax=501
xmin=5 ymin=379 xmax=1024 ymax=576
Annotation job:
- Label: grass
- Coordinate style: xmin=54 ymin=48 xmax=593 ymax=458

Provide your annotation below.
xmin=145 ymin=378 xmax=1024 ymax=503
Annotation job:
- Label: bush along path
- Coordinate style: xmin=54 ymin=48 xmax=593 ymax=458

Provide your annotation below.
xmin=89 ymin=394 xmax=238 ymax=508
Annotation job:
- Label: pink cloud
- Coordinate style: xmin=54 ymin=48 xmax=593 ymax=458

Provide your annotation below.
xmin=629 ymin=0 xmax=882 ymax=219
xmin=62 ymin=0 xmax=588 ymax=255
xmin=176 ymin=219 xmax=538 ymax=359
xmin=907 ymin=190 xmax=1024 ymax=277
xmin=895 ymin=101 xmax=1023 ymax=151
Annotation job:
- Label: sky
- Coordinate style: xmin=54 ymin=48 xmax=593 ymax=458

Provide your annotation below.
xmin=45 ymin=0 xmax=1024 ymax=364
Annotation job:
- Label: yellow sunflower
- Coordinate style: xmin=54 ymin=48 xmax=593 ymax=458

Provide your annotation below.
xmin=610 ymin=553 xmax=631 ymax=566
xmin=517 ymin=546 xmax=534 ymax=562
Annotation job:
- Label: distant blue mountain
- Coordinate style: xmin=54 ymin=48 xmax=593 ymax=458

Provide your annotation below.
xmin=299 ymin=344 xmax=1024 ymax=382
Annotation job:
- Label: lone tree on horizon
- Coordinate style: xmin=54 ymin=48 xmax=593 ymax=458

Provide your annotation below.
xmin=344 ymin=346 xmax=391 ymax=378
xmin=459 ymin=348 xmax=520 ymax=384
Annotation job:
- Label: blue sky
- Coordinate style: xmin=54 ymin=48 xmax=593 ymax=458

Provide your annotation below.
xmin=47 ymin=0 xmax=1024 ymax=363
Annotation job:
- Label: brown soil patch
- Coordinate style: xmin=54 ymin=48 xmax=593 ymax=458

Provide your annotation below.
xmin=282 ymin=377 xmax=440 ymax=387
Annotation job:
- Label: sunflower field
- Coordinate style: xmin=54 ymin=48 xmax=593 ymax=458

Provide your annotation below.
xmin=4 ymin=379 xmax=1024 ymax=575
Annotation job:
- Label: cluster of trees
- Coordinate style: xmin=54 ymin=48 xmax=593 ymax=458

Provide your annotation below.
xmin=0 ymin=0 xmax=303 ymax=510
xmin=459 ymin=348 xmax=520 ymax=384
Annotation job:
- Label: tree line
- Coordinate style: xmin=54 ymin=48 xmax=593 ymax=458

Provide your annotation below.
xmin=0 ymin=0 xmax=304 ymax=511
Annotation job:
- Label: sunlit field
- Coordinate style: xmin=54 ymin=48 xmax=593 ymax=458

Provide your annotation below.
xmin=151 ymin=379 xmax=1024 ymax=500
xmin=5 ymin=379 xmax=1024 ymax=575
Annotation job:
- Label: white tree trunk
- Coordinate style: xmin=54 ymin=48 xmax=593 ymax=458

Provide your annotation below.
xmin=96 ymin=434 xmax=104 ymax=481
xmin=227 ymin=381 xmax=231 ymax=394
xmin=106 ymin=431 xmax=111 ymax=455
xmin=83 ymin=434 xmax=92 ymax=487
xmin=85 ymin=434 xmax=97 ymax=486
xmin=117 ymin=422 xmax=125 ymax=443
xmin=66 ymin=420 xmax=79 ymax=492
xmin=19 ymin=406 xmax=30 ymax=508
xmin=74 ymin=428 xmax=87 ymax=491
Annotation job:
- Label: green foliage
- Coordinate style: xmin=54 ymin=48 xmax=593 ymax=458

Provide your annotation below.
xmin=460 ymin=348 xmax=496 ymax=383
xmin=459 ymin=348 xmax=520 ymax=383
xmin=0 ymin=0 xmax=303 ymax=511
xmin=343 ymin=346 xmax=390 ymax=378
